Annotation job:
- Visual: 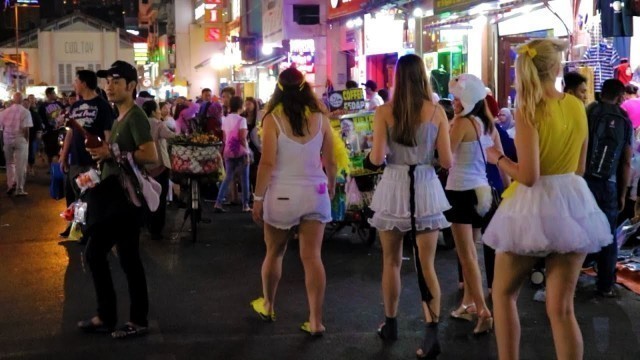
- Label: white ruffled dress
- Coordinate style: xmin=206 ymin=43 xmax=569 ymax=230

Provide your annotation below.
xmin=369 ymin=122 xmax=451 ymax=232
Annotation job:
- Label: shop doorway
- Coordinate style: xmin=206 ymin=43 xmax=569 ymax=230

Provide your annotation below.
xmin=366 ymin=53 xmax=398 ymax=93
xmin=498 ymin=31 xmax=553 ymax=108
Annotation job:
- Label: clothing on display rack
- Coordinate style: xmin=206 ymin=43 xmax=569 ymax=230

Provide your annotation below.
xmin=598 ymin=0 xmax=634 ymax=37
xmin=583 ymin=42 xmax=621 ymax=92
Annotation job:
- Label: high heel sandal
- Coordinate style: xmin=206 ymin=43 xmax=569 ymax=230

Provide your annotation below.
xmin=450 ymin=303 xmax=476 ymax=322
xmin=416 ymin=322 xmax=441 ymax=359
xmin=377 ymin=317 xmax=398 ymax=341
xmin=473 ymin=310 xmax=494 ymax=335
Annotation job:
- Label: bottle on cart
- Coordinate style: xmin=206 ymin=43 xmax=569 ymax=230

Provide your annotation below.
xmin=507 ymin=96 xmax=512 ymax=109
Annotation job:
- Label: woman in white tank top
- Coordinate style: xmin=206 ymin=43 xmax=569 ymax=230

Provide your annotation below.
xmin=445 ymin=74 xmax=506 ymax=336
xmin=250 ymin=68 xmax=337 ymax=336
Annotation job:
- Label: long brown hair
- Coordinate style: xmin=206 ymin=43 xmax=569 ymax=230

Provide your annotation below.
xmin=391 ymin=54 xmax=434 ymax=146
xmin=263 ymin=67 xmax=323 ymax=137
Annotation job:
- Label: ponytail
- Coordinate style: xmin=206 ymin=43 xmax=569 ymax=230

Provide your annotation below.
xmin=514 ymin=39 xmax=568 ymax=127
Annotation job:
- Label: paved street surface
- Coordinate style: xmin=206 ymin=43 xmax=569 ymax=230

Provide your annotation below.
xmin=1 ymin=164 xmax=640 ymax=360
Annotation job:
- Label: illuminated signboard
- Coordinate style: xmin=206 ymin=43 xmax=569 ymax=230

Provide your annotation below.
xmin=205 ymin=8 xmax=223 ymax=24
xmin=15 ymin=0 xmax=40 ymax=4
xmin=134 ymin=42 xmax=148 ymax=65
xmin=434 ymin=0 xmax=485 ymax=15
xmin=287 ymin=39 xmax=315 ymax=74
xmin=328 ymin=88 xmax=365 ymax=111
xmin=205 ymin=27 xmax=225 ymax=42
xmin=327 ymin=0 xmax=366 ymax=20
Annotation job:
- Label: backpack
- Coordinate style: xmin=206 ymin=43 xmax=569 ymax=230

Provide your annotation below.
xmin=585 ymin=103 xmax=631 ymax=179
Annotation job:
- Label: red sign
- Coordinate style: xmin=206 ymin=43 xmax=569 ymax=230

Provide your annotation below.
xmin=204 ymin=27 xmax=224 ymax=42
xmin=204 ymin=0 xmax=225 ymax=4
xmin=205 ymin=9 xmax=223 ymax=24
xmin=327 ymin=0 xmax=367 ymax=20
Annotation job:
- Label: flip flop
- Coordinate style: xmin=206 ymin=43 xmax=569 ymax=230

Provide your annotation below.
xmin=250 ymin=297 xmax=275 ymax=322
xmin=111 ymin=323 xmax=149 ymax=340
xmin=300 ymin=322 xmax=325 ymax=337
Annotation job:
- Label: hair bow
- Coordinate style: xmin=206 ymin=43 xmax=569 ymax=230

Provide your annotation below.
xmin=517 ymin=45 xmax=537 ymax=59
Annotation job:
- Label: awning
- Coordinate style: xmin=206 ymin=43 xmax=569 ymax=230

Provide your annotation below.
xmin=240 ymin=55 xmax=286 ymax=69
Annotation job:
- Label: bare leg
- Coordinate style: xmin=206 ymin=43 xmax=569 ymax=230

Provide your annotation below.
xmin=545 ymin=253 xmax=587 ymax=360
xmin=451 ymin=223 xmax=490 ymax=319
xmin=416 ymin=229 xmax=441 ymax=322
xmin=261 ymin=224 xmax=290 ymax=313
xmin=298 ymin=220 xmax=327 ymax=332
xmin=379 ymin=229 xmax=404 ymax=317
xmin=492 ymin=252 xmax=538 ymax=360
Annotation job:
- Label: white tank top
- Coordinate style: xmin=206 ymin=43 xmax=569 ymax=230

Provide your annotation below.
xmin=446 ymin=117 xmax=493 ymax=191
xmin=270 ymin=113 xmax=327 ymax=185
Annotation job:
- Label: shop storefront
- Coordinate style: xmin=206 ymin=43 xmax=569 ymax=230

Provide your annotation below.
xmin=362 ymin=9 xmax=411 ymax=93
xmin=418 ymin=0 xmax=574 ymax=106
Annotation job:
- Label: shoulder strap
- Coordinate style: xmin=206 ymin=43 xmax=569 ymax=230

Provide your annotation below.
xmin=271 ymin=113 xmax=284 ymax=133
xmin=467 ymin=117 xmax=488 ymax=166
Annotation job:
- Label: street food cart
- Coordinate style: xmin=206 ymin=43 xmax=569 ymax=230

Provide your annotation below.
xmin=327 ymin=88 xmax=381 ymax=245
xmin=169 ymin=134 xmax=224 ymax=242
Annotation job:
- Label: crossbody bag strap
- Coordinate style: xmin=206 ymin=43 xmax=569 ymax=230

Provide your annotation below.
xmin=467 ymin=116 xmax=488 ymax=166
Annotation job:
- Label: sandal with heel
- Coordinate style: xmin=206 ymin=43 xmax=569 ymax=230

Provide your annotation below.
xmin=416 ymin=322 xmax=441 ymax=359
xmin=450 ymin=303 xmax=476 ymax=322
xmin=473 ymin=310 xmax=494 ymax=335
xmin=377 ymin=318 xmax=398 ymax=341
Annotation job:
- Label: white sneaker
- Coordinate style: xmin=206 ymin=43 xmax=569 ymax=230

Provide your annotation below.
xmin=15 ymin=190 xmax=28 ymax=197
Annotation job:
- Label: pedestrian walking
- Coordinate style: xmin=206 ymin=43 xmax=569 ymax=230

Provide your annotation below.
xmin=250 ymin=67 xmax=337 ymax=337
xmin=213 ymin=96 xmax=252 ymax=213
xmin=584 ymin=79 xmax=633 ymax=297
xmin=141 ymin=100 xmax=176 ymax=240
xmin=78 ymin=60 xmax=158 ymax=339
xmin=445 ymin=73 xmax=502 ymax=335
xmin=483 ymin=39 xmax=613 ymax=360
xmin=367 ymin=54 xmax=452 ymax=359
xmin=58 ymin=70 xmax=114 ymax=239
xmin=0 ymin=92 xmax=33 ymax=196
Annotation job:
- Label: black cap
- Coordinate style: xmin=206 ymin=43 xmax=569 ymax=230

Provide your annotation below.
xmin=96 ymin=60 xmax=138 ymax=83
xmin=138 ymin=91 xmax=154 ymax=98
xmin=362 ymin=80 xmax=377 ymax=91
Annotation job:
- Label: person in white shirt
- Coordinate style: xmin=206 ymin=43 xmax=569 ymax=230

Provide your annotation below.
xmin=0 ymin=92 xmax=33 ymax=196
xmin=363 ymin=80 xmax=384 ymax=110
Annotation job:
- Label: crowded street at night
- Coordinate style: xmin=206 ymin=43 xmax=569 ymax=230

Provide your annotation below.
xmin=2 ymin=0 xmax=640 ymax=359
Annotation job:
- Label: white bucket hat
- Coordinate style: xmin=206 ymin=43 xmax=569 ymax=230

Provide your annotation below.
xmin=448 ymin=74 xmax=487 ymax=116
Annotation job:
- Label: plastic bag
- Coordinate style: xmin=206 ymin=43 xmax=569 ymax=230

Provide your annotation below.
xmin=50 ymin=163 xmax=65 ymax=200
xmin=615 ymin=219 xmax=640 ymax=250
xmin=68 ymin=222 xmax=83 ymax=241
xmin=345 ymin=177 xmax=362 ymax=209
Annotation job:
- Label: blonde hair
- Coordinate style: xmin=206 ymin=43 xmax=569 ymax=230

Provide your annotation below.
xmin=515 ymin=39 xmax=568 ymax=126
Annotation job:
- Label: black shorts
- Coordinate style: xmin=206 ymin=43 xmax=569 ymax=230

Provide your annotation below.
xmin=444 ymin=189 xmax=484 ymax=228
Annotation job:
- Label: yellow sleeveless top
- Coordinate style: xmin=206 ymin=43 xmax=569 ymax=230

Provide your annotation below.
xmin=502 ymin=94 xmax=586 ymax=198
xmin=536 ymin=94 xmax=587 ymax=175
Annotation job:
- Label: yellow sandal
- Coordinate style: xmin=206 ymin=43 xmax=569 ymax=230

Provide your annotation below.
xmin=250 ymin=297 xmax=275 ymax=322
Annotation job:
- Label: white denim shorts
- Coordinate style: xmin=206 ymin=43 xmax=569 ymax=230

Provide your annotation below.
xmin=263 ymin=182 xmax=332 ymax=230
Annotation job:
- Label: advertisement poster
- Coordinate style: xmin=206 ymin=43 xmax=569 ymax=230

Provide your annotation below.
xmin=328 ymin=88 xmax=366 ymax=112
